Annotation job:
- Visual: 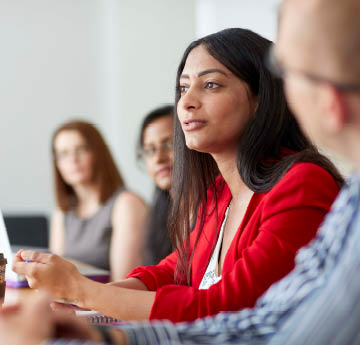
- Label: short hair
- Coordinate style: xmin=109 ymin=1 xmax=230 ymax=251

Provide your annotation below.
xmin=136 ymin=104 xmax=174 ymax=162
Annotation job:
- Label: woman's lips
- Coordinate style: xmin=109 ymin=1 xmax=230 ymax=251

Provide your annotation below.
xmin=182 ymin=120 xmax=206 ymax=131
xmin=156 ymin=167 xmax=171 ymax=177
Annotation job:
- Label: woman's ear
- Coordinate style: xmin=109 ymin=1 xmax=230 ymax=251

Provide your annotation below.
xmin=252 ymin=94 xmax=259 ymax=114
xmin=321 ymin=85 xmax=347 ymax=134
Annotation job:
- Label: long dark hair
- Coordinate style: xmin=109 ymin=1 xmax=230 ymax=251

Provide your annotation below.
xmin=169 ymin=28 xmax=343 ymax=284
xmin=137 ymin=105 xmax=174 ymax=265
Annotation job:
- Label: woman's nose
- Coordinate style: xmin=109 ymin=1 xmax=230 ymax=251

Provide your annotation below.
xmin=154 ymin=146 xmax=169 ymax=163
xmin=179 ymin=87 xmax=201 ymax=111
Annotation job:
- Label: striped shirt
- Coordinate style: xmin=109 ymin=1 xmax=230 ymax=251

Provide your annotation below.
xmin=47 ymin=173 xmax=360 ymax=345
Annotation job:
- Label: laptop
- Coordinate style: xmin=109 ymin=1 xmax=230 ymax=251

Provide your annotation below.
xmin=0 ymin=210 xmax=110 ymax=288
xmin=4 ymin=214 xmax=49 ymax=249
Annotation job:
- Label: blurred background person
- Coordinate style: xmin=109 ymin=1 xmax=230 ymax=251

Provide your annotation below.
xmin=137 ymin=105 xmax=174 ymax=265
xmin=49 ymin=120 xmax=147 ymax=281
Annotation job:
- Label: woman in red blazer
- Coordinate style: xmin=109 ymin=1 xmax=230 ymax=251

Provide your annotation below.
xmin=13 ymin=28 xmax=342 ymax=323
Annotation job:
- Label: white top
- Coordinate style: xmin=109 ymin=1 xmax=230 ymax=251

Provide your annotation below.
xmin=198 ymin=202 xmax=231 ymax=290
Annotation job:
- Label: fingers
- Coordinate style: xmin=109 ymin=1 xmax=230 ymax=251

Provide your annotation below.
xmin=1 ymin=293 xmax=52 ymax=319
xmin=50 ymin=302 xmax=76 ymax=316
xmin=52 ymin=312 xmax=102 ymax=342
xmin=12 ymin=261 xmax=51 ymax=289
xmin=12 ymin=260 xmax=30 ymax=276
xmin=13 ymin=251 xmax=61 ymax=276
xmin=14 ymin=249 xmax=24 ymax=258
xmin=24 ymin=292 xmax=52 ymax=317
xmin=0 ymin=304 xmax=21 ymax=316
xmin=12 ymin=252 xmax=81 ymax=302
xmin=51 ymin=306 xmax=90 ymax=339
xmin=20 ymin=251 xmax=59 ymax=264
xmin=12 ymin=260 xmax=38 ymax=277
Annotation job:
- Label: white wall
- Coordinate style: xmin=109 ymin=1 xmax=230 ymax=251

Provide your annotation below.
xmin=195 ymin=0 xmax=280 ymax=40
xmin=102 ymin=0 xmax=196 ymax=204
xmin=7 ymin=0 xmax=341 ymax=218
xmin=0 ymin=0 xmax=196 ymax=215
xmin=0 ymin=0 xmax=105 ymax=214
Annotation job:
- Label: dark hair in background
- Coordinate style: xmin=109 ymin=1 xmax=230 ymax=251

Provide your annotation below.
xmin=169 ymin=28 xmax=343 ymax=284
xmin=138 ymin=105 xmax=174 ymax=265
xmin=137 ymin=105 xmax=175 ymax=159
xmin=52 ymin=120 xmax=124 ymax=212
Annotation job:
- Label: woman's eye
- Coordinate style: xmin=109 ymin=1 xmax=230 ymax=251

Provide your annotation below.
xmin=179 ymin=85 xmax=189 ymax=93
xmin=206 ymin=82 xmax=220 ymax=89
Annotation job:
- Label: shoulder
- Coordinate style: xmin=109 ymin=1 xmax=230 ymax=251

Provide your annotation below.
xmin=111 ymin=190 xmax=148 ymax=232
xmin=50 ymin=208 xmax=65 ymax=236
xmin=52 ymin=208 xmax=64 ymax=221
xmin=285 ymin=161 xmax=335 ymax=178
xmin=273 ymin=162 xmax=339 ymax=193
xmin=260 ymin=162 xmax=340 ymax=213
xmin=113 ymin=190 xmax=148 ymax=214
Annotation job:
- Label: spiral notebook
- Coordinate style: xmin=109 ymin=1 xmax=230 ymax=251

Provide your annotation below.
xmin=75 ymin=309 xmax=123 ymax=325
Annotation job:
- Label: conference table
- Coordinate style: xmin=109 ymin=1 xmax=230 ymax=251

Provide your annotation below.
xmin=4 ymin=286 xmax=33 ymax=305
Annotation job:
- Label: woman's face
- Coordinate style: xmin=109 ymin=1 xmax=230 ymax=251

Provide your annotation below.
xmin=177 ymin=45 xmax=257 ymax=156
xmin=54 ymin=130 xmax=94 ymax=187
xmin=142 ymin=115 xmax=174 ymax=191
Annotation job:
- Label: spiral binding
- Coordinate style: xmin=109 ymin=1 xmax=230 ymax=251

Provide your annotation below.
xmin=87 ymin=314 xmax=122 ymax=324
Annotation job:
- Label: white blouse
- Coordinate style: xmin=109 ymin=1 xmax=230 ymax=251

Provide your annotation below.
xmin=198 ymin=202 xmax=231 ymax=290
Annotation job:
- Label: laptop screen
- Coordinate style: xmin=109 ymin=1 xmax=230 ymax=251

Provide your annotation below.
xmin=3 ymin=215 xmax=48 ymax=248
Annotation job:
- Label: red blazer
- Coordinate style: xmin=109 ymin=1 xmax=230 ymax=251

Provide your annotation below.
xmin=128 ymin=162 xmax=339 ymax=322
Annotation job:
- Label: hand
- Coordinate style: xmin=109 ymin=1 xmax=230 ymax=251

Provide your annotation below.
xmin=12 ymin=250 xmax=86 ymax=303
xmin=50 ymin=301 xmax=76 ymax=315
xmin=52 ymin=310 xmax=104 ymax=342
xmin=0 ymin=293 xmax=55 ymax=345
xmin=0 ymin=293 xmax=108 ymax=345
xmin=50 ymin=304 xmax=128 ymax=345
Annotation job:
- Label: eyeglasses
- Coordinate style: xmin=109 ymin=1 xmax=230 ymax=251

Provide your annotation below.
xmin=265 ymin=43 xmax=360 ymax=93
xmin=139 ymin=140 xmax=173 ymax=160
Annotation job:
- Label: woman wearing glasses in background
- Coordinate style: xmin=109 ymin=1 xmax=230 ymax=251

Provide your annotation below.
xmin=137 ymin=105 xmax=174 ymax=265
xmin=15 ymin=28 xmax=342 ymax=322
xmin=49 ymin=120 xmax=147 ymax=281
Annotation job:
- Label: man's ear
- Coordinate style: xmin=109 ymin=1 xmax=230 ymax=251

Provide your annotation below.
xmin=320 ymin=85 xmax=348 ymax=133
